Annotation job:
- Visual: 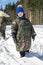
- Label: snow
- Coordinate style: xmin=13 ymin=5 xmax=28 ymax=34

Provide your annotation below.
xmin=31 ymin=25 xmax=43 ymax=55
xmin=0 ymin=25 xmax=43 ymax=65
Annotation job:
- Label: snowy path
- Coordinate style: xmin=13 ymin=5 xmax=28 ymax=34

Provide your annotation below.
xmin=0 ymin=25 xmax=43 ymax=65
xmin=0 ymin=36 xmax=43 ymax=65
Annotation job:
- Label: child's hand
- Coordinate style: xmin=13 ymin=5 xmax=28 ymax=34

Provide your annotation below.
xmin=32 ymin=34 xmax=36 ymax=41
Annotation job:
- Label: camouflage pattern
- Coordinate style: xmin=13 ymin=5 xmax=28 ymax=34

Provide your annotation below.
xmin=0 ymin=17 xmax=6 ymax=39
xmin=11 ymin=17 xmax=36 ymax=51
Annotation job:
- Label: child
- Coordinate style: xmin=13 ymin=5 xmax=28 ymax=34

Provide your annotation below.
xmin=11 ymin=5 xmax=36 ymax=57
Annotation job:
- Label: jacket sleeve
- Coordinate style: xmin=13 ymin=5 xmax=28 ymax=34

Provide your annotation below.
xmin=11 ymin=20 xmax=18 ymax=40
xmin=30 ymin=23 xmax=36 ymax=39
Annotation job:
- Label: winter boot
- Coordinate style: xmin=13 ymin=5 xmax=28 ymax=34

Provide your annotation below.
xmin=26 ymin=50 xmax=29 ymax=53
xmin=20 ymin=51 xmax=25 ymax=57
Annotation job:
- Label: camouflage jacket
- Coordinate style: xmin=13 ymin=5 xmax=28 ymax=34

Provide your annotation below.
xmin=11 ymin=17 xmax=36 ymax=43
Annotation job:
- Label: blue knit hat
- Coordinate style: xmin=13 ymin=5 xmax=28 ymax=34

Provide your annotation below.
xmin=16 ymin=7 xmax=25 ymax=15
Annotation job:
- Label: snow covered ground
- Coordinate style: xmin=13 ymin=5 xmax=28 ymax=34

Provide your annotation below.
xmin=0 ymin=25 xmax=43 ymax=65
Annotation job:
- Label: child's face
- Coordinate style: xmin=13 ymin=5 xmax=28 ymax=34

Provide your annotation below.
xmin=18 ymin=12 xmax=24 ymax=17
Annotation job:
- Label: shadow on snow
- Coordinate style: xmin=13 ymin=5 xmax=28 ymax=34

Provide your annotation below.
xmin=25 ymin=51 xmax=43 ymax=61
